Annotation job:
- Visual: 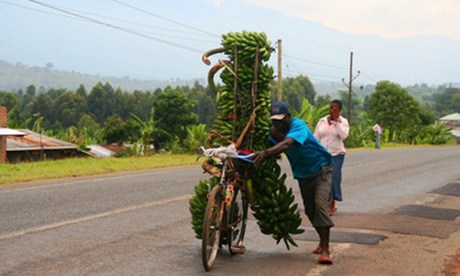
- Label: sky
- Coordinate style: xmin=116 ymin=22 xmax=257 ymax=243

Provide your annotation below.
xmin=1 ymin=0 xmax=459 ymax=87
xmin=247 ymin=0 xmax=460 ymax=40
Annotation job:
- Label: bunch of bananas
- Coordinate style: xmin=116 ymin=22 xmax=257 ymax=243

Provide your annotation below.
xmin=189 ymin=178 xmax=218 ymax=239
xmin=250 ymin=161 xmax=304 ymax=249
xmin=189 ymin=31 xmax=304 ymax=249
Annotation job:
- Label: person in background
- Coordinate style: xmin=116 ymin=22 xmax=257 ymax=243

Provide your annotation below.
xmin=252 ymin=102 xmax=334 ymax=265
xmin=372 ymin=122 xmax=382 ymax=149
xmin=314 ymin=99 xmax=349 ymax=216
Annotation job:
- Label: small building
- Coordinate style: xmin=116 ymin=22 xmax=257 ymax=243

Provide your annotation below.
xmin=438 ymin=113 xmax=460 ymax=128
xmin=438 ymin=113 xmax=460 ymax=138
xmin=6 ymin=129 xmax=88 ymax=163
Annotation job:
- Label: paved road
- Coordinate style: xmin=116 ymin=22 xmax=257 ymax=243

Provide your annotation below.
xmin=1 ymin=147 xmax=459 ymax=275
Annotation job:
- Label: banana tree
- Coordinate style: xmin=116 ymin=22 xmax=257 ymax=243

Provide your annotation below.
xmin=184 ymin=124 xmax=208 ymax=152
xmin=292 ymin=98 xmax=329 ymax=129
xmin=130 ymin=107 xmax=170 ymax=155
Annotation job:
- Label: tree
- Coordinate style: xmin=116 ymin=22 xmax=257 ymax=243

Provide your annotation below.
xmin=87 ymin=82 xmax=108 ymax=125
xmin=129 ymin=107 xmax=170 ymax=154
xmin=432 ymin=87 xmax=460 ymax=115
xmin=183 ymin=124 xmax=208 ymax=152
xmin=76 ymin=115 xmax=103 ymax=145
xmin=272 ymin=75 xmax=316 ymax=112
xmin=77 ymin=114 xmax=99 ymax=130
xmin=19 ymin=85 xmax=37 ymax=121
xmin=0 ymin=92 xmax=18 ymax=111
xmin=188 ymin=81 xmax=216 ymax=126
xmin=103 ymin=115 xmax=128 ymax=145
xmin=153 ymin=87 xmax=198 ymax=142
xmin=76 ymin=84 xmax=87 ymax=98
xmin=367 ymin=81 xmax=421 ymax=140
xmin=53 ymin=91 xmax=88 ymax=128
xmin=338 ymin=90 xmax=366 ymax=126
xmin=30 ymin=93 xmax=54 ymax=129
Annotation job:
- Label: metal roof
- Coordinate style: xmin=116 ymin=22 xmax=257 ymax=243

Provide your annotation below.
xmin=0 ymin=128 xmax=26 ymax=136
xmin=439 ymin=113 xmax=460 ymax=121
xmin=86 ymin=145 xmax=115 ymax=157
xmin=6 ymin=129 xmax=77 ymax=151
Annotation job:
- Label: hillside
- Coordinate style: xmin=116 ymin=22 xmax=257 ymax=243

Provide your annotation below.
xmin=0 ymin=60 xmax=205 ymax=92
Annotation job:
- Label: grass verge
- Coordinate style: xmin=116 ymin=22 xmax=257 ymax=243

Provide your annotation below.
xmin=0 ymin=154 xmax=199 ymax=184
xmin=1 ymin=144 xmax=457 ymax=185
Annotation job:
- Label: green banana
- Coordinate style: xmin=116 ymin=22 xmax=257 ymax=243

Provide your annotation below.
xmin=190 ymin=31 xmax=304 ymax=250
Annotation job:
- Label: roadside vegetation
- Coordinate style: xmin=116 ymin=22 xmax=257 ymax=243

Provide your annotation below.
xmin=1 ymin=143 xmax=457 ymax=185
xmin=1 ymin=75 xmax=458 ymax=184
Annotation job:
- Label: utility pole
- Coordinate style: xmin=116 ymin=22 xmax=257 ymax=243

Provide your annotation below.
xmin=277 ymin=39 xmax=282 ymax=101
xmin=342 ymin=52 xmax=360 ymax=124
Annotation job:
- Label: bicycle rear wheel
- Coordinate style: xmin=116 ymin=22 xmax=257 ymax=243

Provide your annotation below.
xmin=202 ymin=184 xmax=224 ymax=271
xmin=227 ymin=187 xmax=248 ymax=255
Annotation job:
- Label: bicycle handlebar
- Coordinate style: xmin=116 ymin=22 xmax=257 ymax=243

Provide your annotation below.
xmin=199 ymin=145 xmax=254 ymax=163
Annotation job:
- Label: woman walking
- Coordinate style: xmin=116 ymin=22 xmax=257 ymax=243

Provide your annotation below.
xmin=314 ymin=99 xmax=349 ymax=215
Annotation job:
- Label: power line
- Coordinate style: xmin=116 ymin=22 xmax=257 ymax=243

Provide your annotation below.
xmin=0 ymin=0 xmax=88 ymax=22
xmin=111 ymin=0 xmax=218 ymax=38
xmin=284 ymin=54 xmax=349 ymax=70
xmin=283 ymin=54 xmax=346 ymax=81
xmin=3 ymin=0 xmax=215 ymax=43
xmin=361 ymin=72 xmax=380 ymax=84
xmin=27 ymin=0 xmax=204 ymax=54
xmin=54 ymin=2 xmax=216 ymax=38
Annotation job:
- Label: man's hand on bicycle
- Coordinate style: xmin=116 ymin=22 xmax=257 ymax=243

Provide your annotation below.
xmin=251 ymin=150 xmax=267 ymax=167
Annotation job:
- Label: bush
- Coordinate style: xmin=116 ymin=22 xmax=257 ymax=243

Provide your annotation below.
xmin=344 ymin=123 xmax=374 ymax=148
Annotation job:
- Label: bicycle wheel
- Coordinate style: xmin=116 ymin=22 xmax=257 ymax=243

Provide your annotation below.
xmin=202 ymin=184 xmax=224 ymax=271
xmin=227 ymin=187 xmax=249 ymax=255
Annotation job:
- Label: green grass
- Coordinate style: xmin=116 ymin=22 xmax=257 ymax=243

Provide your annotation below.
xmin=1 ymin=143 xmax=458 ymax=185
xmin=0 ymin=154 xmax=199 ymax=184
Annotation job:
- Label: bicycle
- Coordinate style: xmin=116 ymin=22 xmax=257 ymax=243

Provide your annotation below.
xmin=199 ymin=144 xmax=254 ymax=271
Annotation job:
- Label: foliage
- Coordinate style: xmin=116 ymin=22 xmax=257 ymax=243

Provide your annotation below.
xmin=291 ymin=98 xmax=328 ymax=129
xmin=129 ymin=107 xmax=158 ymax=155
xmin=411 ymin=124 xmax=453 ymax=145
xmin=1 ymin=73 xmax=456 ymax=153
xmin=153 ymin=87 xmax=198 ymax=142
xmin=338 ymin=90 xmax=365 ymax=125
xmin=183 ymin=124 xmax=208 ymax=153
xmin=163 ymin=136 xmax=186 ymax=153
xmin=88 ymin=82 xmax=113 ymax=125
xmin=366 ymin=81 xmax=421 ymax=140
xmin=103 ymin=115 xmax=128 ymax=144
xmin=344 ymin=123 xmax=374 ymax=148
xmin=271 ymin=75 xmax=316 ymax=112
xmin=188 ymin=81 xmax=217 ymax=127
xmin=432 ymin=87 xmax=460 ymax=115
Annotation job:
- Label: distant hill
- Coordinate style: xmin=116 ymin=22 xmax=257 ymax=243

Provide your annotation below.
xmin=0 ymin=60 xmax=206 ymax=92
xmin=2 ymin=59 xmax=453 ymax=102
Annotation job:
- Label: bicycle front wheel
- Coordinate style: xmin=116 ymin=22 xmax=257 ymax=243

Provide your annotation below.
xmin=227 ymin=187 xmax=248 ymax=255
xmin=202 ymin=184 xmax=224 ymax=271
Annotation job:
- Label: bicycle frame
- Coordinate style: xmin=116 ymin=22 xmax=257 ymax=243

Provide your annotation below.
xmin=201 ymin=154 xmax=250 ymax=271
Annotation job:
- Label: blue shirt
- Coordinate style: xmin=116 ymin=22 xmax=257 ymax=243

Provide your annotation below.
xmin=269 ymin=118 xmax=332 ymax=179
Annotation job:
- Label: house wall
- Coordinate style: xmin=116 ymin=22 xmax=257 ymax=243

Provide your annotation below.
xmin=6 ymin=149 xmax=88 ymax=164
xmin=0 ymin=107 xmax=6 ymax=163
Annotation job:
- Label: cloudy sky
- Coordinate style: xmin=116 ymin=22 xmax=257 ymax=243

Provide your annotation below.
xmin=1 ymin=0 xmax=459 ymax=86
xmin=246 ymin=0 xmax=460 ymax=40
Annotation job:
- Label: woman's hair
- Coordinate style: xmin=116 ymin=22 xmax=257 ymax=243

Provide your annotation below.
xmin=331 ymin=99 xmax=342 ymax=111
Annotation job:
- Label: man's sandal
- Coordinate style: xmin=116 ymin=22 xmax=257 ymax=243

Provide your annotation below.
xmin=317 ymin=255 xmax=333 ymax=265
